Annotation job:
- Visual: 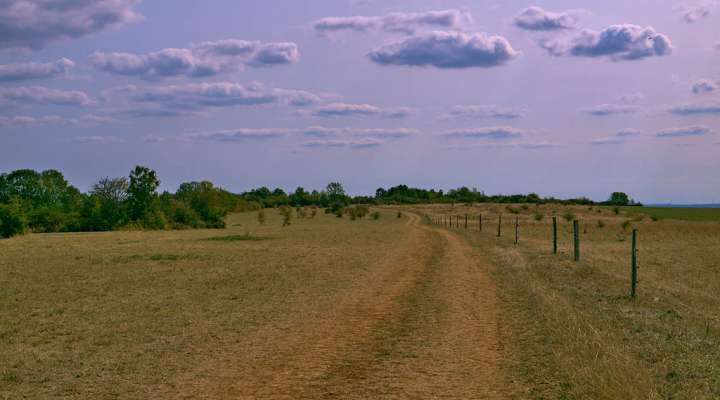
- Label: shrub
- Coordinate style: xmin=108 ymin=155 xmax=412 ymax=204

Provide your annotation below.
xmin=0 ymin=201 xmax=27 ymax=238
xmin=397 ymin=211 xmax=402 ymax=218
xmin=371 ymin=211 xmax=380 ymax=220
xmin=651 ymin=215 xmax=660 ymax=222
xmin=613 ymin=206 xmax=620 ymax=215
xmin=506 ymin=206 xmax=520 ymax=214
xmin=347 ymin=205 xmax=370 ymax=221
xmin=257 ymin=210 xmax=266 ymax=225
xmin=310 ymin=207 xmax=317 ymax=218
xmin=621 ymin=220 xmax=632 ymax=231
xmin=521 ymin=204 xmax=529 ymax=211
xmin=279 ymin=206 xmax=293 ymax=226
xmin=533 ymin=212 xmax=543 ymax=221
xmin=597 ymin=220 xmax=605 ymax=228
xmin=632 ymin=214 xmax=645 ymax=222
xmin=562 ymin=211 xmax=575 ymax=222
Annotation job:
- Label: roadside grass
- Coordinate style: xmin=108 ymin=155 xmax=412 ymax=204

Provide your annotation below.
xmin=414 ymin=203 xmax=720 ymax=399
xmin=0 ymin=209 xmax=404 ymax=399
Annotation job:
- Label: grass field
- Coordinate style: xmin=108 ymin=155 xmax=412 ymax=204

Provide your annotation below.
xmin=620 ymin=206 xmax=720 ymax=221
xmin=415 ymin=203 xmax=720 ymax=399
xmin=2 ymin=204 xmax=719 ymax=399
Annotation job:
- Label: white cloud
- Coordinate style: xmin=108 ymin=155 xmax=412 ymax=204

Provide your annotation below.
xmin=540 ymin=24 xmax=673 ymax=61
xmin=314 ymin=10 xmax=468 ymax=35
xmin=692 ymin=79 xmax=718 ymax=94
xmin=311 ymin=103 xmax=413 ymax=118
xmin=0 ymin=58 xmax=74 ymax=82
xmin=90 ymin=40 xmax=299 ymax=79
xmin=441 ymin=105 xmax=523 ymax=120
xmin=0 ymin=86 xmax=92 ymax=107
xmin=0 ymin=0 xmax=142 ymax=51
xmin=656 ymin=125 xmax=712 ymax=138
xmin=669 ymin=103 xmax=720 ymax=115
xmin=513 ymin=7 xmax=580 ymax=31
xmin=442 ymin=126 xmax=524 ymax=140
xmin=583 ymin=104 xmax=639 ymax=116
xmin=368 ymin=31 xmax=519 ymax=69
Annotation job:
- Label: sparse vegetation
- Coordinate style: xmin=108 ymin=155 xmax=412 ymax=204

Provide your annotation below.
xmin=257 ymin=210 xmax=266 ymax=225
xmin=533 ymin=212 xmax=544 ymax=221
xmin=279 ymin=206 xmax=293 ymax=226
xmin=562 ymin=211 xmax=575 ymax=222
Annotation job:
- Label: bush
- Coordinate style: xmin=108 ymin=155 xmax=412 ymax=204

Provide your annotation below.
xmin=371 ymin=211 xmax=380 ymax=220
xmin=562 ymin=211 xmax=575 ymax=222
xmin=506 ymin=206 xmax=520 ymax=214
xmin=613 ymin=206 xmax=620 ymax=215
xmin=597 ymin=220 xmax=605 ymax=228
xmin=533 ymin=212 xmax=543 ymax=221
xmin=621 ymin=220 xmax=632 ymax=231
xmin=279 ymin=206 xmax=293 ymax=226
xmin=651 ymin=215 xmax=661 ymax=222
xmin=397 ymin=211 xmax=402 ymax=218
xmin=347 ymin=205 xmax=370 ymax=221
xmin=0 ymin=201 xmax=27 ymax=238
xmin=521 ymin=204 xmax=529 ymax=211
xmin=257 ymin=210 xmax=266 ymax=225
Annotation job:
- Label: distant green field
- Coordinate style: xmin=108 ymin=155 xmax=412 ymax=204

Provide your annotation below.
xmin=619 ymin=206 xmax=720 ymax=221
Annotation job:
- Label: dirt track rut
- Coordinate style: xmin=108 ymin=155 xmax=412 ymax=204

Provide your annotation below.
xmin=174 ymin=212 xmax=512 ymax=399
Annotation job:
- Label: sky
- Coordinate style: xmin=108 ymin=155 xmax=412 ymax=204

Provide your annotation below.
xmin=0 ymin=0 xmax=719 ymax=203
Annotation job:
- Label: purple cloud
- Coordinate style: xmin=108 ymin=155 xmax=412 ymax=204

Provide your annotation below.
xmin=583 ymin=104 xmax=639 ymax=116
xmin=0 ymin=86 xmax=92 ymax=107
xmin=541 ymin=24 xmax=673 ymax=61
xmin=311 ymin=103 xmax=412 ymax=118
xmin=669 ymin=103 xmax=720 ymax=115
xmin=442 ymin=105 xmax=523 ymax=120
xmin=368 ymin=31 xmax=518 ymax=69
xmin=656 ymin=125 xmax=712 ymax=138
xmin=0 ymin=0 xmax=142 ymax=51
xmin=681 ymin=2 xmax=716 ymax=23
xmin=692 ymin=79 xmax=718 ymax=94
xmin=123 ymin=82 xmax=320 ymax=116
xmin=303 ymin=139 xmax=382 ymax=149
xmin=314 ymin=10 xmax=468 ymax=35
xmin=513 ymin=7 xmax=580 ymax=31
xmin=0 ymin=58 xmax=74 ymax=82
xmin=442 ymin=126 xmax=524 ymax=140
xmin=90 ymin=40 xmax=299 ymax=79
xmin=71 ymin=136 xmax=124 ymax=144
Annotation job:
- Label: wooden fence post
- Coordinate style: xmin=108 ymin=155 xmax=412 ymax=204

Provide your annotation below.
xmin=479 ymin=214 xmax=483 ymax=232
xmin=497 ymin=214 xmax=502 ymax=237
xmin=465 ymin=214 xmax=468 ymax=229
xmin=573 ymin=220 xmax=580 ymax=261
xmin=514 ymin=216 xmax=519 ymax=245
xmin=631 ymin=229 xmax=638 ymax=299
xmin=552 ymin=216 xmax=558 ymax=254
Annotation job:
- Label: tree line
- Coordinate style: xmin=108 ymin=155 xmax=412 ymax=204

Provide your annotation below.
xmin=0 ymin=166 xmax=639 ymax=238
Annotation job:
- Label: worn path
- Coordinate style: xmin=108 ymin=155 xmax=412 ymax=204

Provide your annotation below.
xmin=172 ymin=212 xmax=513 ymax=399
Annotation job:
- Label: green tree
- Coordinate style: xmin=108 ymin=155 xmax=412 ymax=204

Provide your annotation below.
xmin=0 ymin=198 xmax=27 ymax=238
xmin=326 ymin=182 xmax=346 ymax=204
xmin=127 ymin=166 xmax=160 ymax=223
xmin=608 ymin=192 xmax=630 ymax=206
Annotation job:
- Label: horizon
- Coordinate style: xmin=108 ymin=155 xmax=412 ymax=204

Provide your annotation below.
xmin=1 ymin=1 xmax=719 ymax=204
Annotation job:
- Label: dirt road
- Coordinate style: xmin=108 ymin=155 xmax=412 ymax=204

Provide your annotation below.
xmin=174 ymin=212 xmax=514 ymax=399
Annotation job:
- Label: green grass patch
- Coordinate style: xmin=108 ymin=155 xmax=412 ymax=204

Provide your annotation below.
xmin=620 ymin=207 xmax=720 ymax=222
xmin=204 ymin=234 xmax=266 ymax=242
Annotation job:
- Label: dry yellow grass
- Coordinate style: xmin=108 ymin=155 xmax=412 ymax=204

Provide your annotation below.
xmin=3 ymin=203 xmax=718 ymax=399
xmin=0 ymin=208 xmax=523 ymax=399
xmin=412 ymin=203 xmax=720 ymax=399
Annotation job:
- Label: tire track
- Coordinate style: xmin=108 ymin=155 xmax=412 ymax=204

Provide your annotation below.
xmin=168 ymin=212 xmax=514 ymax=399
